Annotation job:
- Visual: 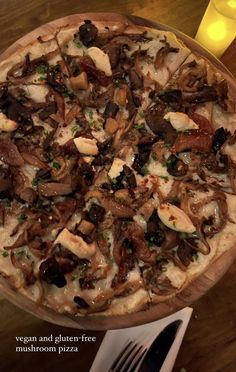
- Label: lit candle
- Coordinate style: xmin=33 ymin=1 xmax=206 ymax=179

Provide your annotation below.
xmin=195 ymin=0 xmax=236 ymax=57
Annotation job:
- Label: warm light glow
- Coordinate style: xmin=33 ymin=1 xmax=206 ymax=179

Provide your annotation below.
xmin=228 ymin=0 xmax=236 ymax=9
xmin=207 ymin=21 xmax=227 ymax=41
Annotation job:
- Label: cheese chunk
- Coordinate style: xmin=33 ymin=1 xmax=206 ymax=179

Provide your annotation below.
xmin=0 ymin=112 xmax=18 ymax=132
xmin=54 ymin=228 xmax=96 ymax=259
xmin=158 ymin=203 xmax=196 ymax=233
xmin=87 ymin=47 xmax=112 ymax=76
xmin=108 ymin=158 xmax=125 ymax=179
xmin=164 ymin=112 xmax=198 ymax=131
xmin=73 ymin=137 xmax=98 ymax=155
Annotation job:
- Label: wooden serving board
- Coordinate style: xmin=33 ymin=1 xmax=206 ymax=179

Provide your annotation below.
xmin=0 ymin=13 xmax=236 ymax=330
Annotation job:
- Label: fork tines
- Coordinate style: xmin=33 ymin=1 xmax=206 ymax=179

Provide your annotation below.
xmin=108 ymin=339 xmax=147 ymax=372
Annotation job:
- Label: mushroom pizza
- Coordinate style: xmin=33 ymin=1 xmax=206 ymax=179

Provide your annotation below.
xmin=0 ymin=19 xmax=236 ymax=316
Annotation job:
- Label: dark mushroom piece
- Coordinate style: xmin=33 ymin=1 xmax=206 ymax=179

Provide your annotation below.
xmin=129 ymin=68 xmax=143 ymax=90
xmin=145 ymin=209 xmax=166 ymax=246
xmin=177 ymin=240 xmax=197 ymax=267
xmin=183 ymin=85 xmax=218 ymax=104
xmin=47 ymin=65 xmax=67 ymax=94
xmin=77 ymin=20 xmax=98 ymax=47
xmin=145 ymin=103 xmax=177 ymax=144
xmin=132 ymin=139 xmax=154 ymax=174
xmin=123 ymin=165 xmax=137 ymax=188
xmin=101 ymin=194 xmax=135 ymax=218
xmin=39 ymin=257 xmax=67 ymax=288
xmin=102 ymin=43 xmax=121 ymax=69
xmin=171 ymin=131 xmax=213 ymax=154
xmin=88 ymin=203 xmax=106 ymax=224
xmin=73 ymin=295 xmax=90 ymax=308
xmin=212 ymin=127 xmax=228 ymax=153
xmin=38 ymin=182 xmax=72 ymax=197
xmin=19 ymin=187 xmax=37 ymax=204
xmin=103 ymin=101 xmax=119 ymax=119
xmin=0 ymin=137 xmax=24 ymax=167
xmin=157 ymin=89 xmax=182 ymax=104
xmin=35 ymin=168 xmax=52 ymax=182
xmin=38 ymin=101 xmax=57 ymax=120
xmin=166 ymin=154 xmax=188 ymax=177
xmin=0 ymin=86 xmax=33 ymax=133
xmin=0 ymin=166 xmax=12 ymax=198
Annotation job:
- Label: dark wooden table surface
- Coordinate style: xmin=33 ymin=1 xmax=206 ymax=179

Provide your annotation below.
xmin=0 ymin=1 xmax=236 ymax=371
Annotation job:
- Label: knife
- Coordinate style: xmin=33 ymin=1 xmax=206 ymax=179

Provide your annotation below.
xmin=137 ymin=319 xmax=183 ymax=372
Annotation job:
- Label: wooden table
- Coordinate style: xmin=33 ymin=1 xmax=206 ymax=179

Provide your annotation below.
xmin=0 ymin=1 xmax=236 ymax=371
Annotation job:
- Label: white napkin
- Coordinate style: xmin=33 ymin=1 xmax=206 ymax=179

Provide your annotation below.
xmin=90 ymin=307 xmax=193 ymax=372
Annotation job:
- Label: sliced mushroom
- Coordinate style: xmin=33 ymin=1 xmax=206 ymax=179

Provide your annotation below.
xmin=38 ymin=182 xmax=72 ymax=197
xmin=0 ymin=137 xmax=24 ymax=167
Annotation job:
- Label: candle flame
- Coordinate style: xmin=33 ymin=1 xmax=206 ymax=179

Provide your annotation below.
xmin=228 ymin=0 xmax=236 ymax=8
xmin=207 ymin=21 xmax=227 ymax=41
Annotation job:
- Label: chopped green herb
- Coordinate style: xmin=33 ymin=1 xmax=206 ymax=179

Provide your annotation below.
xmin=140 ymin=166 xmax=149 ymax=176
xmin=3 ymin=199 xmax=11 ymax=207
xmin=110 ymin=178 xmax=117 ymax=186
xmin=15 ymin=250 xmax=26 ymax=259
xmin=52 ymin=161 xmax=61 ymax=170
xmin=151 ymin=153 xmax=157 ymax=161
xmin=71 ymin=125 xmax=79 ymax=136
xmin=192 ymin=253 xmax=199 ymax=261
xmin=66 ymin=154 xmax=73 ymax=160
xmin=63 ymin=43 xmax=69 ymax=49
xmin=139 ymin=111 xmax=145 ymax=118
xmin=73 ymin=40 xmax=82 ymax=48
xmin=38 ymin=75 xmax=46 ymax=82
xmin=156 ymin=255 xmax=163 ymax=262
xmin=71 ymin=273 xmax=78 ymax=281
xmin=18 ymin=213 xmax=27 ymax=224
xmin=172 ymin=220 xmax=176 ymax=228
xmin=44 ymin=130 xmax=49 ymax=137
xmin=31 ymin=178 xmax=38 ymax=187
xmin=113 ymin=80 xmax=120 ymax=87
xmin=2 ymin=251 xmax=9 ymax=258
xmin=135 ymin=123 xmax=145 ymax=130
xmin=88 ymin=110 xmax=93 ymax=120
xmin=180 ymin=231 xmax=198 ymax=240
xmin=161 ymin=266 xmax=167 ymax=272
xmin=88 ymin=120 xmax=96 ymax=129
xmin=22 ymin=89 xmax=30 ymax=97
xmin=159 ymin=176 xmax=169 ymax=180
xmin=164 ymin=143 xmax=172 ymax=148
xmin=36 ymin=64 xmax=47 ymax=74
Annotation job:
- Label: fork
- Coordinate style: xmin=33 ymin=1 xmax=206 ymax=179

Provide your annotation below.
xmin=108 ymin=339 xmax=148 ymax=372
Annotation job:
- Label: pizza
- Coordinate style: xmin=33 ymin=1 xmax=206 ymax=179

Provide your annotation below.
xmin=0 ymin=18 xmax=236 ymax=317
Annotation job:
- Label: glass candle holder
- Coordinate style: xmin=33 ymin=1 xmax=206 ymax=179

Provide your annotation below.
xmin=195 ymin=0 xmax=236 ymax=58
